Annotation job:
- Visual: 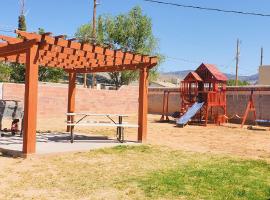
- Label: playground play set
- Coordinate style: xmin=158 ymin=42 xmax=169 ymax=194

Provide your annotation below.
xmin=160 ymin=63 xmax=270 ymax=128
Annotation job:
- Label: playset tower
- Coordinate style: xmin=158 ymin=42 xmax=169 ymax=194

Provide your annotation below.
xmin=180 ymin=63 xmax=227 ymax=126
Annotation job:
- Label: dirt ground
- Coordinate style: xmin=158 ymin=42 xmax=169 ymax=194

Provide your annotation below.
xmin=1 ymin=114 xmax=270 ymax=160
xmin=0 ymin=115 xmax=270 ymax=200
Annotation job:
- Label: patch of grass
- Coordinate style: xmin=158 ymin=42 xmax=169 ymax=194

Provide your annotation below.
xmin=138 ymin=158 xmax=270 ymax=200
xmin=1 ymin=145 xmax=270 ymax=200
xmin=111 ymin=145 xmax=152 ymax=153
xmin=95 ymin=145 xmax=153 ymax=154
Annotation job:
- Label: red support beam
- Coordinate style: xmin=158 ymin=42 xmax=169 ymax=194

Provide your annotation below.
xmin=138 ymin=67 xmax=149 ymax=143
xmin=0 ymin=39 xmax=37 ymax=58
xmin=67 ymin=72 xmax=76 ymax=132
xmin=23 ymin=45 xmax=39 ymax=155
xmin=241 ymin=90 xmax=257 ymax=128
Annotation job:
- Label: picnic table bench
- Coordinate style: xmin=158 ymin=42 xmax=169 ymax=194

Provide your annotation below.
xmin=66 ymin=113 xmax=139 ymax=143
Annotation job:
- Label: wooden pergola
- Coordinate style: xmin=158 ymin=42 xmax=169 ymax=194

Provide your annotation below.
xmin=0 ymin=30 xmax=157 ymax=155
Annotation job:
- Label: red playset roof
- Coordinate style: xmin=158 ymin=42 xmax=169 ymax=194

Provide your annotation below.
xmin=196 ymin=63 xmax=227 ymax=82
xmin=184 ymin=72 xmax=203 ymax=82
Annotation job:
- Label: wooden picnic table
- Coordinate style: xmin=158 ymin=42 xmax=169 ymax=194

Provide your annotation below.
xmin=66 ymin=113 xmax=138 ymax=143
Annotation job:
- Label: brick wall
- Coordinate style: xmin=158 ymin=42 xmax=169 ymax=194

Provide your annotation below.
xmin=2 ymin=83 xmax=139 ymax=118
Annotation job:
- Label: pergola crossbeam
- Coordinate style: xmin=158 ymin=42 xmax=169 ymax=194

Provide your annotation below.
xmin=0 ymin=30 xmax=158 ymax=156
xmin=0 ymin=39 xmax=37 ymax=57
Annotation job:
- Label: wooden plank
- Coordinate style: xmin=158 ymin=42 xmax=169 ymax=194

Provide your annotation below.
xmin=67 ymin=63 xmax=146 ymax=73
xmin=66 ymin=113 xmax=129 ymax=117
xmin=67 ymin=72 xmax=76 ymax=132
xmin=138 ymin=67 xmax=149 ymax=143
xmin=0 ymin=35 xmax=23 ymax=44
xmin=0 ymin=39 xmax=37 ymax=57
xmin=16 ymin=30 xmax=42 ymax=41
xmin=11 ymin=31 xmax=158 ymax=71
xmin=67 ymin=123 xmax=138 ymax=128
xmin=23 ymin=45 xmax=39 ymax=155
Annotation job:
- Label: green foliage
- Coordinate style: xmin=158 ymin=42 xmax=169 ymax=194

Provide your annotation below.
xmin=38 ymin=27 xmax=45 ymax=34
xmin=76 ymin=24 xmax=93 ymax=43
xmin=138 ymin=158 xmax=270 ymax=199
xmin=0 ymin=62 xmax=12 ymax=82
xmin=10 ymin=63 xmax=25 ymax=82
xmin=38 ymin=67 xmax=65 ymax=82
xmin=18 ymin=15 xmax=26 ymax=31
xmin=75 ymin=6 xmax=162 ymax=88
xmin=227 ymin=79 xmax=250 ymax=86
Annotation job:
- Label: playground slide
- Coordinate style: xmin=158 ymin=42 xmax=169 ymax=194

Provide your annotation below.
xmin=176 ymin=102 xmax=204 ymax=126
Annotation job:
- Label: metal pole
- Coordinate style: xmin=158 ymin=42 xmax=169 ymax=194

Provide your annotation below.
xmin=235 ymin=39 xmax=240 ymax=86
xmin=260 ymin=47 xmax=263 ymax=66
xmin=91 ymin=0 xmax=97 ymax=89
xmin=84 ymin=0 xmax=97 ymax=88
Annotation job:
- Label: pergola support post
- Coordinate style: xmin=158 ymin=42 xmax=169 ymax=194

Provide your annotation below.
xmin=23 ymin=45 xmax=39 ymax=155
xmin=67 ymin=72 xmax=76 ymax=132
xmin=138 ymin=67 xmax=149 ymax=143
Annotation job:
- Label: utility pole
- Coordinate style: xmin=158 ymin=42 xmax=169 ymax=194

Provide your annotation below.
xmin=260 ymin=47 xmax=263 ymax=66
xmin=19 ymin=0 xmax=25 ymax=15
xmin=84 ymin=0 xmax=98 ymax=88
xmin=91 ymin=0 xmax=97 ymax=89
xmin=235 ymin=39 xmax=240 ymax=86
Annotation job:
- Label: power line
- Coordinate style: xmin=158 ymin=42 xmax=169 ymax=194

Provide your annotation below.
xmin=143 ymin=0 xmax=270 ymax=17
xmin=0 ymin=29 xmax=14 ymax=33
xmin=166 ymin=55 xmax=235 ymax=69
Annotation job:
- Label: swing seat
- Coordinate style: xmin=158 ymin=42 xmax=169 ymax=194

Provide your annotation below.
xmin=256 ymin=119 xmax=270 ymax=123
xmin=224 ymin=114 xmax=242 ymax=120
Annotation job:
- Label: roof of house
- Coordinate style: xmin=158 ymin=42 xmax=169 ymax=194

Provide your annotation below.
xmin=149 ymin=81 xmax=177 ymax=88
xmin=196 ymin=63 xmax=228 ymax=81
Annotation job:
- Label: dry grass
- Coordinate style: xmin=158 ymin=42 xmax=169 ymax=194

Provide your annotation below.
xmin=28 ymin=114 xmax=270 ymax=160
xmin=0 ymin=145 xmax=269 ymax=200
xmin=1 ymin=114 xmax=270 ymax=199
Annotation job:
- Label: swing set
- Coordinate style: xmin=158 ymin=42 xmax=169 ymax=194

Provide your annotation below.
xmin=224 ymin=87 xmax=270 ymax=130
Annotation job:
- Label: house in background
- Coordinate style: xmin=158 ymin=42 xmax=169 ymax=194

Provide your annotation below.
xmin=149 ymin=81 xmax=178 ymax=88
xmin=259 ymin=65 xmax=270 ymax=85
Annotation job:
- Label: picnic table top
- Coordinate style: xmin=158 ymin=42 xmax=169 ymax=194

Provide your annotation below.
xmin=66 ymin=122 xmax=138 ymax=127
xmin=0 ymin=99 xmax=22 ymax=102
xmin=66 ymin=113 xmax=129 ymax=117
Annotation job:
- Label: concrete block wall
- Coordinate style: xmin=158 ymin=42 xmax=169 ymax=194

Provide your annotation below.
xmin=1 ymin=83 xmax=270 ymax=121
xmin=148 ymin=87 xmax=270 ymax=121
xmin=226 ymin=90 xmax=270 ymax=121
xmin=148 ymin=88 xmax=181 ymax=114
xmin=1 ymin=83 xmax=139 ymax=118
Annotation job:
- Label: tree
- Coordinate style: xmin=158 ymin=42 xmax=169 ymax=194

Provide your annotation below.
xmin=10 ymin=63 xmax=25 ymax=82
xmin=38 ymin=67 xmax=65 ymax=82
xmin=227 ymin=79 xmax=250 ymax=86
xmin=9 ymin=0 xmax=27 ymax=82
xmin=75 ymin=6 xmax=162 ymax=88
xmin=0 ymin=62 xmax=12 ymax=82
xmin=18 ymin=0 xmax=27 ymax=31
xmin=18 ymin=15 xmax=26 ymax=31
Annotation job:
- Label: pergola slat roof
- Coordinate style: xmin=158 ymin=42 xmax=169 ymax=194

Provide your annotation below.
xmin=0 ymin=30 xmax=155 ymax=156
xmin=0 ymin=30 xmax=158 ymax=72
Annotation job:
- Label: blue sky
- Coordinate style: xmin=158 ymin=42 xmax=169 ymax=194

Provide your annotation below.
xmin=1 ymin=0 xmax=270 ymax=75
